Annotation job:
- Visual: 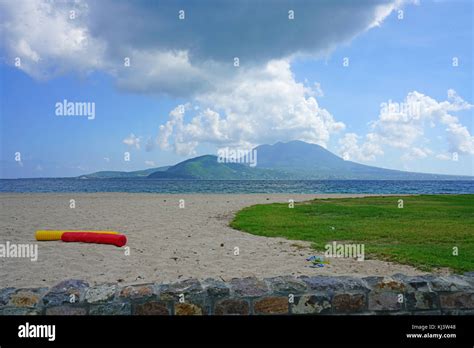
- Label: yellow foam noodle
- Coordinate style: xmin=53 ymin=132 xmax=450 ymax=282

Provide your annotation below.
xmin=35 ymin=230 xmax=120 ymax=241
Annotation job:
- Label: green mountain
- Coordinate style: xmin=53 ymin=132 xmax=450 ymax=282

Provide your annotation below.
xmin=81 ymin=140 xmax=472 ymax=180
xmin=79 ymin=166 xmax=169 ymax=179
xmin=253 ymin=140 xmax=470 ymax=180
xmin=148 ymin=155 xmax=289 ymax=179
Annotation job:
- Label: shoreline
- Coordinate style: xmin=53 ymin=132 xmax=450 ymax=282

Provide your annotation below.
xmin=1 ymin=193 xmax=433 ymax=288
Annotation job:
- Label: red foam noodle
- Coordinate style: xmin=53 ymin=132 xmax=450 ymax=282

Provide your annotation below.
xmin=61 ymin=232 xmax=127 ymax=247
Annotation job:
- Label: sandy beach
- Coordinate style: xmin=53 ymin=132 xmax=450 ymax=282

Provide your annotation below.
xmin=0 ymin=193 xmax=427 ymax=288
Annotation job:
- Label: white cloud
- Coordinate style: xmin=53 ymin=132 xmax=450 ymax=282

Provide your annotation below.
xmin=339 ymin=133 xmax=383 ymax=162
xmin=144 ymin=160 xmax=156 ymax=167
xmin=313 ymin=82 xmax=324 ymax=97
xmin=1 ymin=0 xmax=409 ymax=97
xmin=157 ymin=60 xmax=345 ymax=155
xmin=2 ymin=0 xmax=431 ymax=160
xmin=436 ymin=153 xmax=452 ymax=161
xmin=123 ymin=133 xmax=141 ymax=149
xmin=0 ymin=0 xmax=105 ymax=79
xmin=340 ymin=90 xmax=473 ymax=162
xmin=445 ymin=122 xmax=474 ymax=155
xmin=401 ymin=147 xmax=433 ymax=161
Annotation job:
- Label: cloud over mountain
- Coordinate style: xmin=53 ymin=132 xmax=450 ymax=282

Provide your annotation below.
xmin=157 ymin=60 xmax=346 ymax=155
xmin=5 ymin=0 xmax=443 ymax=158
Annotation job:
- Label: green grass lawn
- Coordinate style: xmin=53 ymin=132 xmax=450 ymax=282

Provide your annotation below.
xmin=230 ymin=195 xmax=474 ymax=273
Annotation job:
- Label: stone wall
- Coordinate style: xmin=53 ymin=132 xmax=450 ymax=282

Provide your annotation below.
xmin=1 ymin=274 xmax=473 ymax=315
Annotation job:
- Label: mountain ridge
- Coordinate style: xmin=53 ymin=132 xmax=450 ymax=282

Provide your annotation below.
xmin=79 ymin=166 xmax=169 ymax=179
xmin=81 ymin=141 xmax=473 ymax=180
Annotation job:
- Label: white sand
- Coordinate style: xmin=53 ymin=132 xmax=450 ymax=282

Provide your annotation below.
xmin=0 ymin=193 xmax=427 ymax=288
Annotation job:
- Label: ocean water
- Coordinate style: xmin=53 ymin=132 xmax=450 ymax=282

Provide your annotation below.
xmin=0 ymin=178 xmax=473 ymax=194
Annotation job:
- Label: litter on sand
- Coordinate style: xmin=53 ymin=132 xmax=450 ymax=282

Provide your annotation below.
xmin=306 ymin=255 xmax=330 ymax=268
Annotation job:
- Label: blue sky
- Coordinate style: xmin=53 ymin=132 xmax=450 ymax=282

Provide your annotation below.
xmin=0 ymin=0 xmax=473 ymax=178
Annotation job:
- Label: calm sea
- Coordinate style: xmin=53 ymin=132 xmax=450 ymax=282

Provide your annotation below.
xmin=0 ymin=179 xmax=473 ymax=194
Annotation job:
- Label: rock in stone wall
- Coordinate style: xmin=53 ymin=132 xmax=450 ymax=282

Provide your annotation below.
xmin=1 ymin=274 xmax=473 ymax=315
